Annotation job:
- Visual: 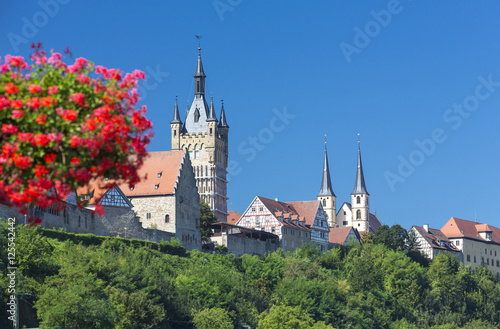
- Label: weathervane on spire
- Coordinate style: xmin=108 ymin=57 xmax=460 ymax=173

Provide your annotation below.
xmin=324 ymin=134 xmax=327 ymax=145
xmin=195 ymin=35 xmax=202 ymax=49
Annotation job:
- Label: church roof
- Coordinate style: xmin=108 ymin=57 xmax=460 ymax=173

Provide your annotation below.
xmin=352 ymin=141 xmax=368 ymax=195
xmin=318 ymin=143 xmax=335 ymax=197
xmin=120 ymin=151 xmax=185 ymax=197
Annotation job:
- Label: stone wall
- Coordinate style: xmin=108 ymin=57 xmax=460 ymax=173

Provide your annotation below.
xmin=211 ymin=232 xmax=279 ymax=257
xmin=0 ymin=204 xmax=175 ymax=244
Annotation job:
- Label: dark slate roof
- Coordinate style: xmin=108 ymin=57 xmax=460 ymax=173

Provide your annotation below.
xmin=207 ymin=96 xmax=217 ymax=122
xmin=194 ymin=47 xmax=206 ymax=78
xmin=352 ymin=142 xmax=369 ymax=195
xmin=170 ymin=98 xmax=182 ymax=124
xmin=218 ymin=101 xmax=229 ymax=128
xmin=413 ymin=225 xmax=461 ymax=252
xmin=318 ymin=144 xmax=335 ymax=197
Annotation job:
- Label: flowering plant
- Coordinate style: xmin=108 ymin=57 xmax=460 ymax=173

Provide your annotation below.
xmin=0 ymin=44 xmax=153 ymax=223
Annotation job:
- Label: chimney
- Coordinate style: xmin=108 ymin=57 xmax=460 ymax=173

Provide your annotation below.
xmin=423 ymin=224 xmax=429 ymax=233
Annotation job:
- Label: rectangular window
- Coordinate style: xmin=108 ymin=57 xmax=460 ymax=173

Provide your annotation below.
xmin=194 ymin=151 xmax=199 ymax=159
xmin=251 ymin=207 xmax=255 ymax=212
xmin=256 ymin=217 xmax=260 ymax=223
xmin=271 ymin=227 xmax=275 ymax=233
xmin=260 ymin=207 xmax=263 ymax=211
xmin=486 ymin=249 xmax=488 ymax=254
xmin=266 ymin=216 xmax=270 ymax=222
xmin=246 ymin=218 xmax=250 ymax=223
xmin=497 ymin=260 xmax=499 ymax=267
xmin=474 ymin=256 xmax=477 ymax=263
xmin=487 ymin=258 xmax=490 ymax=265
xmin=189 ymin=151 xmax=193 ymax=159
xmin=343 ymin=221 xmax=348 ymax=226
xmin=467 ymin=254 xmax=470 ymax=262
xmin=455 ymin=240 xmax=460 ymax=246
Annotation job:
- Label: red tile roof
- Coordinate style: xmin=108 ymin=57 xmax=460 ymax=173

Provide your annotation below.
xmin=227 ymin=211 xmax=242 ymax=224
xmin=286 ymin=200 xmax=320 ymax=227
xmin=440 ymin=217 xmax=500 ymax=244
xmin=120 ymin=151 xmax=185 ymax=197
xmin=329 ymin=227 xmax=357 ymax=245
xmin=76 ymin=178 xmax=116 ymax=205
xmin=257 ymin=196 xmax=309 ymax=230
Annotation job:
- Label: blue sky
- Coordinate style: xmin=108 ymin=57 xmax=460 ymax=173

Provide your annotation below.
xmin=2 ymin=1 xmax=500 ymax=230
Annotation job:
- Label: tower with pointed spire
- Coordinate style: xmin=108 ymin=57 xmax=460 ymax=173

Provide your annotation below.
xmin=170 ymin=44 xmax=229 ymax=222
xmin=351 ymin=136 xmax=370 ymax=232
xmin=317 ymin=140 xmax=336 ymax=228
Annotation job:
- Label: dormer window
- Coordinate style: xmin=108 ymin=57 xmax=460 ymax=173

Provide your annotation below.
xmin=130 ymin=186 xmax=134 ymax=191
xmin=486 ymin=232 xmax=492 ymax=240
xmin=158 ymin=172 xmax=162 ymax=178
xmin=194 ymin=108 xmax=200 ymax=122
xmin=154 ymin=184 xmax=159 ymax=190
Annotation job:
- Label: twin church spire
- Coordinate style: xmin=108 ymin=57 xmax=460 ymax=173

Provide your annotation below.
xmin=318 ymin=137 xmax=370 ymax=230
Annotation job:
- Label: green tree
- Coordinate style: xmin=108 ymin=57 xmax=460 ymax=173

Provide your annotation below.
xmin=200 ymin=199 xmax=217 ymax=242
xmin=258 ymin=304 xmax=335 ymax=329
xmin=373 ymin=224 xmax=407 ymax=250
xmin=192 ymin=307 xmax=234 ymax=329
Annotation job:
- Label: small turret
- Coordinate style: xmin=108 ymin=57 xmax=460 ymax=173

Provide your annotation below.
xmin=170 ymin=97 xmax=182 ymax=150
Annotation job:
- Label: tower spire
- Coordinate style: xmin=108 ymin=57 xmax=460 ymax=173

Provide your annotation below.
xmin=207 ymin=95 xmax=217 ymax=122
xmin=318 ymin=137 xmax=335 ymax=197
xmin=218 ymin=99 xmax=229 ymax=128
xmin=194 ymin=36 xmax=206 ymax=97
xmin=171 ymin=96 xmax=182 ymax=124
xmin=352 ymin=134 xmax=368 ymax=195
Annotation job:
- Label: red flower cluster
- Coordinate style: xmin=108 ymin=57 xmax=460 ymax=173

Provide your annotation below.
xmin=0 ymin=46 xmax=152 ymax=224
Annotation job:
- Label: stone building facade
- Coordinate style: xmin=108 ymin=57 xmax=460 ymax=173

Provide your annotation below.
xmin=120 ymin=150 xmax=201 ymax=251
xmin=170 ymin=46 xmax=229 ymax=222
xmin=440 ymin=217 xmax=500 ymax=276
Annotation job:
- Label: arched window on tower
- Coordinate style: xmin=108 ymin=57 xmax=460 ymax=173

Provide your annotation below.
xmin=357 ymin=196 xmax=360 ymax=204
xmin=322 ymin=199 xmax=326 ymax=207
xmin=356 ymin=210 xmax=361 ymax=219
xmin=197 ymin=81 xmax=200 ymax=92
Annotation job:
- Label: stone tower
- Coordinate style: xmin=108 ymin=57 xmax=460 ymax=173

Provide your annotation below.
xmin=317 ymin=142 xmax=336 ymax=228
xmin=351 ymin=139 xmax=370 ymax=232
xmin=171 ymin=46 xmax=229 ymax=222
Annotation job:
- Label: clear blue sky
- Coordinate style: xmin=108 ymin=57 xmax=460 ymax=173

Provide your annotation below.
xmin=2 ymin=1 xmax=500 ymax=230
